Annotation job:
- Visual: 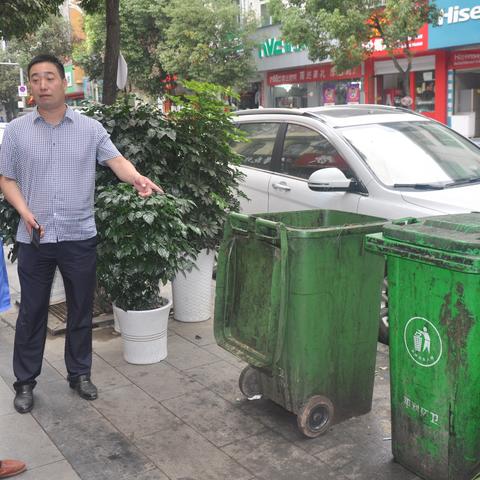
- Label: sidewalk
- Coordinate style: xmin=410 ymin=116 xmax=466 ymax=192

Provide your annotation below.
xmin=0 ymin=254 xmax=421 ymax=480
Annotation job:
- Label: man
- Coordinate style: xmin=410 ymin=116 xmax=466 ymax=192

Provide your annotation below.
xmin=0 ymin=54 xmax=162 ymax=414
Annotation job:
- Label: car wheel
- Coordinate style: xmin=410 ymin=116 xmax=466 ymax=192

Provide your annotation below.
xmin=378 ymin=276 xmax=389 ymax=345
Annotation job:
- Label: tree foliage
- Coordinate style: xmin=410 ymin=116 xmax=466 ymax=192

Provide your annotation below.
xmin=74 ymin=0 xmax=167 ymax=97
xmin=0 ymin=14 xmax=72 ymax=120
xmin=269 ymin=0 xmax=439 ymax=95
xmin=0 ymin=0 xmax=64 ymax=39
xmin=157 ymin=0 xmax=256 ymax=91
xmin=76 ymin=0 xmax=256 ymax=96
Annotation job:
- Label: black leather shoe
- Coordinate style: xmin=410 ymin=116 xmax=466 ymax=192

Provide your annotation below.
xmin=69 ymin=375 xmax=98 ymax=400
xmin=14 ymin=384 xmax=34 ymax=413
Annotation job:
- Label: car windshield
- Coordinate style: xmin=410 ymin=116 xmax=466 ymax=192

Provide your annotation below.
xmin=338 ymin=121 xmax=480 ymax=188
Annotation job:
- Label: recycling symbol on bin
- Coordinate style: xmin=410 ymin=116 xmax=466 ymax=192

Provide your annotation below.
xmin=404 ymin=316 xmax=443 ymax=367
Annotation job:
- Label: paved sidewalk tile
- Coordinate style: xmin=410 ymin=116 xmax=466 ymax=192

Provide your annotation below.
xmin=185 ymin=359 xmax=244 ymax=403
xmin=45 ymin=416 xmax=155 ymax=480
xmin=168 ymin=317 xmax=217 ymax=346
xmin=93 ymin=384 xmax=181 ymax=440
xmin=163 ymin=388 xmax=266 ymax=447
xmin=18 ymin=460 xmax=81 ymax=480
xmin=135 ymin=423 xmax=252 ymax=480
xmin=0 ymin=412 xmax=64 ymax=469
xmin=222 ymin=430 xmax=347 ymax=480
xmin=164 ymin=334 xmax=222 ymax=371
xmin=31 ymin=379 xmax=104 ymax=430
xmin=0 ymin=377 xmax=15 ymax=415
xmin=116 ymin=359 xmax=205 ymax=402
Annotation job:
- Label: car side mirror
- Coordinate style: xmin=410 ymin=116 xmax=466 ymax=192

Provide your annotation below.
xmin=308 ymin=168 xmax=353 ymax=192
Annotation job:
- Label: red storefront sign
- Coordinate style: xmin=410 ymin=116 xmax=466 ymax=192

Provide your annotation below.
xmin=449 ymin=49 xmax=480 ymax=70
xmin=267 ymin=64 xmax=362 ymax=86
xmin=369 ymin=24 xmax=429 ymax=58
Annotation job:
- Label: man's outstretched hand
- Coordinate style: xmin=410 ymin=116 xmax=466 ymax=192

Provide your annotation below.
xmin=133 ymin=175 xmax=164 ymax=197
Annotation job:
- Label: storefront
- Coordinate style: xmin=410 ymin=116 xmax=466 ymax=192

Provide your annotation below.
xmin=267 ymin=64 xmax=362 ymax=108
xmin=448 ymin=49 xmax=480 ymax=137
xmin=428 ymin=0 xmax=480 ymax=137
xmin=364 ymin=22 xmax=448 ymax=123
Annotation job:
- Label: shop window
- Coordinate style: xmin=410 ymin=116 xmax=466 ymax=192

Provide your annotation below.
xmin=232 ymin=122 xmax=280 ymax=170
xmin=280 ymin=124 xmax=351 ymax=179
xmin=260 ymin=2 xmax=272 ymax=26
xmin=274 ymin=84 xmax=307 ymax=108
xmin=415 ymin=71 xmax=435 ymax=113
xmin=320 ymin=81 xmax=361 ymax=106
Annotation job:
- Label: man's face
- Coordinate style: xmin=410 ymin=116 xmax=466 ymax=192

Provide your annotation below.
xmin=28 ymin=62 xmax=67 ymax=111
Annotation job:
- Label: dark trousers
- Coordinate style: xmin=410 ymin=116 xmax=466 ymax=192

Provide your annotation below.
xmin=13 ymin=237 xmax=97 ymax=389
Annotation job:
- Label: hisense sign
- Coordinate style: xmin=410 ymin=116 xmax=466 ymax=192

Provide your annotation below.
xmin=437 ymin=4 xmax=480 ymax=24
xmin=429 ymin=0 xmax=480 ymax=48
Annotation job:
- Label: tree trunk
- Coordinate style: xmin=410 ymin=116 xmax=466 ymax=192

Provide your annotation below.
xmin=102 ymin=0 xmax=120 ymax=105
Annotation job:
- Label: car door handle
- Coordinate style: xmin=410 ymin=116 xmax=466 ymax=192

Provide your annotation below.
xmin=272 ymin=182 xmax=291 ymax=192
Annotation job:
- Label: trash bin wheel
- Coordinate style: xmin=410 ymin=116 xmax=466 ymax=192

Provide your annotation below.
xmin=239 ymin=365 xmax=261 ymax=398
xmin=297 ymin=395 xmax=334 ymax=438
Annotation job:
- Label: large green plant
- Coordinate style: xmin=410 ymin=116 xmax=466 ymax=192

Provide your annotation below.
xmin=95 ymin=184 xmax=198 ymax=311
xmin=166 ymin=80 xmax=246 ymax=252
xmin=85 ymin=84 xmax=246 ymax=253
xmin=0 ymin=200 xmax=19 ymax=262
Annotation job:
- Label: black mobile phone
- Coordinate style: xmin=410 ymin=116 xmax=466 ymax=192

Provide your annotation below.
xmin=31 ymin=224 xmax=41 ymax=249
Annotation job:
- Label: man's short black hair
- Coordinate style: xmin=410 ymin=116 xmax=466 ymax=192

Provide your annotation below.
xmin=27 ymin=54 xmax=65 ymax=80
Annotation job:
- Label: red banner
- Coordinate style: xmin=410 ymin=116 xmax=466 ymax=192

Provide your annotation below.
xmin=449 ymin=49 xmax=480 ymax=70
xmin=267 ymin=64 xmax=362 ymax=86
xmin=369 ymin=24 xmax=429 ymax=58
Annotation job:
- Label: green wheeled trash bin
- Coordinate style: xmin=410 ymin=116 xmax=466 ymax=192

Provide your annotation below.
xmin=214 ymin=209 xmax=385 ymax=438
xmin=366 ymin=213 xmax=480 ymax=480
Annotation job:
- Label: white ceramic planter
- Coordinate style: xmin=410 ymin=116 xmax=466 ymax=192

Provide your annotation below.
xmin=113 ymin=298 xmax=172 ymax=364
xmin=172 ymin=249 xmax=215 ymax=323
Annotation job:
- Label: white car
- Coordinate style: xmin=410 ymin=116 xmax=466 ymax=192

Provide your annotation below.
xmin=232 ymin=105 xmax=480 ymax=342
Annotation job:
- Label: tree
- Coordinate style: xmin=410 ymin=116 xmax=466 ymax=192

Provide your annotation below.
xmin=79 ymin=0 xmax=119 ymax=105
xmin=269 ymin=0 xmax=439 ymax=97
xmin=74 ymin=0 xmax=167 ymax=97
xmin=157 ymin=0 xmax=257 ymax=91
xmin=0 ymin=52 xmax=20 ymax=121
xmin=7 ymin=15 xmax=72 ymax=67
xmin=0 ymin=0 xmax=64 ymax=39
xmin=0 ymin=14 xmax=72 ymax=119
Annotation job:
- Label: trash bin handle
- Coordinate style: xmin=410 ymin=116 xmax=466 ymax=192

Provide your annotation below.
xmin=273 ymin=226 xmax=288 ymax=370
xmin=391 ymin=217 xmax=419 ymax=226
xmin=255 ymin=218 xmax=280 ymax=241
xmin=229 ymin=212 xmax=251 ymax=235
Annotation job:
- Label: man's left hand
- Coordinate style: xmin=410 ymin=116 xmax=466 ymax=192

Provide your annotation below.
xmin=133 ymin=175 xmax=164 ymax=197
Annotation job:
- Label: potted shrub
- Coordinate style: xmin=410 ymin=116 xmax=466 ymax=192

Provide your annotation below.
xmin=95 ymin=183 xmax=198 ymax=364
xmin=84 ymin=87 xmax=246 ymax=324
xmin=165 ymin=81 xmax=246 ymax=322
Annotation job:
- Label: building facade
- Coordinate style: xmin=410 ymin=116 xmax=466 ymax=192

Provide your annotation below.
xmin=245 ymin=0 xmax=480 ymax=138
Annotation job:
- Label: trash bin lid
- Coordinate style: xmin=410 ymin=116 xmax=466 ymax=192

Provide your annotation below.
xmin=383 ymin=213 xmax=480 ymax=255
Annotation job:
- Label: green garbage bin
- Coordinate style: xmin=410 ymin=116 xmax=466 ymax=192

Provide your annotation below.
xmin=366 ymin=213 xmax=480 ymax=480
xmin=214 ymin=209 xmax=385 ymax=438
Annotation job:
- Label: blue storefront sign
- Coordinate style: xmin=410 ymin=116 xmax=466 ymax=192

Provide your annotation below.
xmin=429 ymin=0 xmax=480 ymax=48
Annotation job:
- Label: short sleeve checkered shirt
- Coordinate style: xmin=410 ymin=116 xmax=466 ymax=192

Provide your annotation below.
xmin=0 ymin=106 xmax=121 ymax=244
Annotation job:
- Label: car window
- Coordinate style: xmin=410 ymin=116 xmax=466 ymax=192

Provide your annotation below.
xmin=280 ymin=124 xmax=352 ymax=179
xmin=339 ymin=121 xmax=480 ymax=186
xmin=233 ymin=122 xmax=280 ymax=171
